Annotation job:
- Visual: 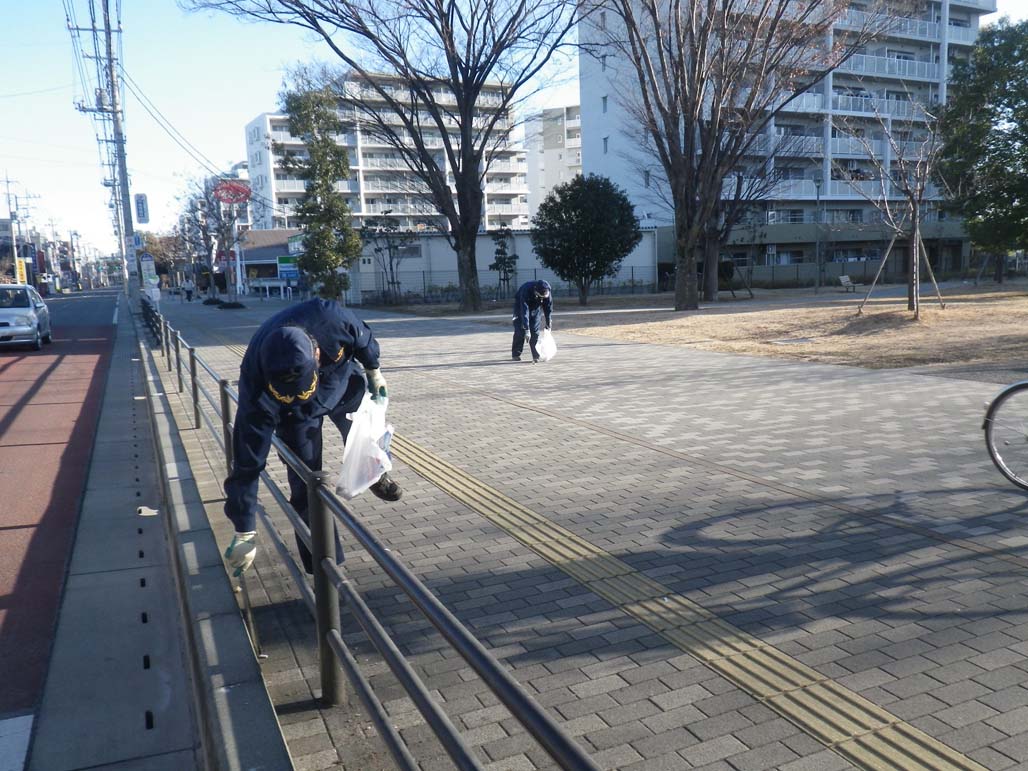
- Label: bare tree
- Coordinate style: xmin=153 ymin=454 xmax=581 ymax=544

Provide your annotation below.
xmin=185 ymin=0 xmax=582 ymax=312
xmin=175 ymin=176 xmax=247 ymax=302
xmin=360 ymin=214 xmax=417 ymax=304
xmin=587 ymin=0 xmax=898 ymax=310
xmin=832 ymin=95 xmax=946 ymax=320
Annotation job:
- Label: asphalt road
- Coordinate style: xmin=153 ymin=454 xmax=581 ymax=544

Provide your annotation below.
xmin=0 ymin=288 xmax=119 ymax=718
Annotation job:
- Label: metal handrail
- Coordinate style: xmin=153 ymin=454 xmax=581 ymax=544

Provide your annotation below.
xmin=138 ymin=297 xmax=599 ymax=771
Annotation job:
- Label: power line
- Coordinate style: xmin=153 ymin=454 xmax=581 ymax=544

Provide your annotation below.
xmin=0 ymin=84 xmax=75 ymax=99
xmin=118 ymin=65 xmax=284 ymax=214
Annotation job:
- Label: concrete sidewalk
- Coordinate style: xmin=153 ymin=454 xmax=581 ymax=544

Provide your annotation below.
xmin=24 ymin=297 xmax=290 ymax=771
xmin=27 ymin=297 xmax=200 ymax=770
xmin=153 ymin=295 xmax=1028 ymax=770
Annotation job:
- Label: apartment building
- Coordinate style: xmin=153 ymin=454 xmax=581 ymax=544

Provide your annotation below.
xmin=245 ymin=74 xmax=529 ymax=234
xmin=525 ymin=105 xmax=583 ymax=218
xmin=580 ymin=0 xmax=995 ymax=273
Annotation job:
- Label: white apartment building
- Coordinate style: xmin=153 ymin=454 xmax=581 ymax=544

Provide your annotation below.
xmin=525 ymin=105 xmax=583 ymax=218
xmin=245 ymin=76 xmax=529 ymax=234
xmin=580 ymin=0 xmax=994 ymax=273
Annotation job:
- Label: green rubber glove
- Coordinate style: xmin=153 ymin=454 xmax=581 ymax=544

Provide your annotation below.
xmin=225 ymin=531 xmax=257 ymax=577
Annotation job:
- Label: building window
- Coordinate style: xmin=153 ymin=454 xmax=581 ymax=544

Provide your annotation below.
xmin=602 ymin=95 xmax=608 ymax=113
xmin=603 ymin=136 xmax=609 ymax=154
xmin=643 ymin=170 xmax=650 ymax=187
xmin=599 ymin=10 xmax=606 ymax=29
xmin=601 ymin=55 xmax=608 ymax=72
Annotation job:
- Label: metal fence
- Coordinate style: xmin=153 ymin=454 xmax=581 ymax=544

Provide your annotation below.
xmin=355 ymin=265 xmax=660 ymax=305
xmin=138 ymin=298 xmax=599 ymax=771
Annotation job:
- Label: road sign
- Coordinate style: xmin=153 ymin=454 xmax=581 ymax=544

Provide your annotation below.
xmin=15 ymin=257 xmax=27 ymax=285
xmin=133 ymin=233 xmax=143 ymax=252
xmin=139 ymin=252 xmax=159 ymax=288
xmin=277 ymin=255 xmax=299 ymax=279
xmin=134 ymin=194 xmax=149 ymax=225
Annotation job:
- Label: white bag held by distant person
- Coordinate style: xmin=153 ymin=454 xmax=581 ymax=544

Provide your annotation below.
xmin=536 ymin=329 xmax=557 ymax=362
xmin=335 ymin=393 xmax=394 ymax=500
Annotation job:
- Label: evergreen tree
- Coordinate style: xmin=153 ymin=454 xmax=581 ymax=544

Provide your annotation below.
xmin=276 ymin=84 xmax=361 ymax=299
xmin=531 ymin=175 xmax=641 ymax=305
xmin=939 ymin=19 xmax=1028 ymax=254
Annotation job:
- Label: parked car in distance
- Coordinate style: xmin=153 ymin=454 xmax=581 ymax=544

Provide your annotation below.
xmin=0 ymin=284 xmax=52 ymax=351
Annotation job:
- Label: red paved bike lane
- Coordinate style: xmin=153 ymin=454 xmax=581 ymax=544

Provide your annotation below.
xmin=0 ymin=322 xmax=114 ymax=718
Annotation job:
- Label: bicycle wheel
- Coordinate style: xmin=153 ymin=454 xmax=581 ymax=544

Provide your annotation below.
xmin=984 ymin=382 xmax=1028 ymax=491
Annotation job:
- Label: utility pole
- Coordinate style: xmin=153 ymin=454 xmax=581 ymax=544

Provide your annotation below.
xmin=101 ymin=0 xmax=138 ymax=292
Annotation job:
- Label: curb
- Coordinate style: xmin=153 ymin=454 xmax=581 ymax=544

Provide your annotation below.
xmin=134 ymin=310 xmax=293 ymax=771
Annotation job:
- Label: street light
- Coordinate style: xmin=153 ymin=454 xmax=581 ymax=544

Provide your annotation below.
xmin=813 ymin=177 xmax=822 ymax=294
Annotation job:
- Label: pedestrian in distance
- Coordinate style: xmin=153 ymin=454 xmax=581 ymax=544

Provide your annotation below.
xmin=222 ymin=298 xmax=403 ymax=577
xmin=182 ymin=278 xmax=195 ymax=302
xmin=511 ymin=279 xmax=552 ymax=362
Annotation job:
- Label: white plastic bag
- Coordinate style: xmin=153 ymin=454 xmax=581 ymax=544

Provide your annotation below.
xmin=335 ymin=392 xmax=394 ymax=500
xmin=536 ymin=329 xmax=557 ymax=362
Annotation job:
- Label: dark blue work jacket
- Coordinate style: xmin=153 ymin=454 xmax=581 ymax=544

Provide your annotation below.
xmin=224 ymin=299 xmax=380 ymax=532
xmin=513 ymin=282 xmax=553 ymax=330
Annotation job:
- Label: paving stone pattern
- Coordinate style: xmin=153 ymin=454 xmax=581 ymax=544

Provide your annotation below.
xmin=153 ymin=298 xmax=1028 ymax=770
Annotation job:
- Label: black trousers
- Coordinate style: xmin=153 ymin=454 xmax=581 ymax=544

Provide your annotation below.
xmin=275 ymin=391 xmax=357 ymax=574
xmin=512 ymin=310 xmax=543 ymax=358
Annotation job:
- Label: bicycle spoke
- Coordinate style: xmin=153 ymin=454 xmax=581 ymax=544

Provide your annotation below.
xmin=986 ymin=383 xmax=1028 ymax=491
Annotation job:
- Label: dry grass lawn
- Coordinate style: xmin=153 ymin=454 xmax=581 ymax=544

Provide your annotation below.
xmin=559 ymin=283 xmax=1028 ymax=369
xmin=387 ymin=281 xmax=1028 ymax=369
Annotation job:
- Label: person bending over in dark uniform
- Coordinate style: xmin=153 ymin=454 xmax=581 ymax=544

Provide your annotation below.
xmin=511 ymin=279 xmax=552 ymax=362
xmin=223 ymin=298 xmax=401 ymax=576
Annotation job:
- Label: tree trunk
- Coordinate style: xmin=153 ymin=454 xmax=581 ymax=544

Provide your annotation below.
xmin=702 ymin=233 xmax=720 ymax=302
xmin=455 ymin=236 xmax=482 ymax=311
xmin=673 ymin=218 xmax=699 ymax=311
xmin=578 ymin=281 xmax=589 ymax=305
xmin=909 ymin=216 xmax=920 ymax=317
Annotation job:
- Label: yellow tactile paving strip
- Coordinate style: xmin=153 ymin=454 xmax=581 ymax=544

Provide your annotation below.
xmin=194 ymin=329 xmax=985 ymax=770
xmin=391 ymin=433 xmax=987 ymax=771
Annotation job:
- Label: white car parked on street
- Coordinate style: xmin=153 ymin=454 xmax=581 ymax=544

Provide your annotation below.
xmin=0 ymin=284 xmax=52 ymax=350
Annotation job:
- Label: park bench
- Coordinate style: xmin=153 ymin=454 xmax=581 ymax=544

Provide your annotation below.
xmin=839 ymin=275 xmax=863 ymax=293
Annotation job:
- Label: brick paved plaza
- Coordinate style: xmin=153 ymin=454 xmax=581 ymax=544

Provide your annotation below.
xmin=154 ymin=296 xmax=1028 ymax=771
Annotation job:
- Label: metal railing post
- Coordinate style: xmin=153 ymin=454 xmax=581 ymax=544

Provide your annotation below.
xmin=219 ymin=379 xmax=234 ymax=472
xmin=309 ymin=472 xmax=343 ymax=706
xmin=189 ymin=347 xmax=200 ymax=429
xmin=175 ymin=334 xmax=183 ymax=392
xmin=163 ymin=320 xmax=172 ymax=369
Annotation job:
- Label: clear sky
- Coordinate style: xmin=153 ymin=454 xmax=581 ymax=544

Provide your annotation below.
xmin=1 ymin=1 xmax=1024 ymax=257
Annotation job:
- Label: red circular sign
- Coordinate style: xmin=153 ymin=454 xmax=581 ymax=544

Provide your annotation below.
xmin=212 ymin=180 xmax=252 ymax=204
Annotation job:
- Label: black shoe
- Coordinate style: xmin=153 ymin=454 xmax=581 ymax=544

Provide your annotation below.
xmin=532 ymin=356 xmax=540 ymax=363
xmin=512 ymin=354 xmax=521 ymax=361
xmin=369 ymin=472 xmax=402 ymax=501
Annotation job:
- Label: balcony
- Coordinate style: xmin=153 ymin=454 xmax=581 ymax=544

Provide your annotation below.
xmin=566 ymin=137 xmax=582 ymax=148
xmin=565 ymin=117 xmax=581 ymax=128
xmin=836 ymin=9 xmax=939 ymax=41
xmin=831 ymin=137 xmax=885 ymax=157
xmin=363 ymin=202 xmax=440 ymax=215
xmin=744 ymin=134 xmax=823 ymax=156
xmin=487 ymin=159 xmax=527 ymax=173
xmin=831 ymin=94 xmax=929 ymax=120
xmin=779 ymin=92 xmax=825 ymax=113
xmin=947 ymin=25 xmax=977 ymax=45
xmin=361 ymin=178 xmax=429 ymax=194
xmin=950 ymin=0 xmax=996 ymax=12
xmin=361 ymin=157 xmax=413 ymax=170
xmin=829 ymin=180 xmax=887 ymax=198
xmin=488 ymin=203 xmax=529 ymax=215
xmin=837 ymin=53 xmax=940 ymax=81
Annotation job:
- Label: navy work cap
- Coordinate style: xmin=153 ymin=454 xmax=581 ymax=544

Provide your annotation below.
xmin=534 ymin=280 xmax=551 ymax=298
xmin=260 ymin=326 xmax=318 ymax=404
